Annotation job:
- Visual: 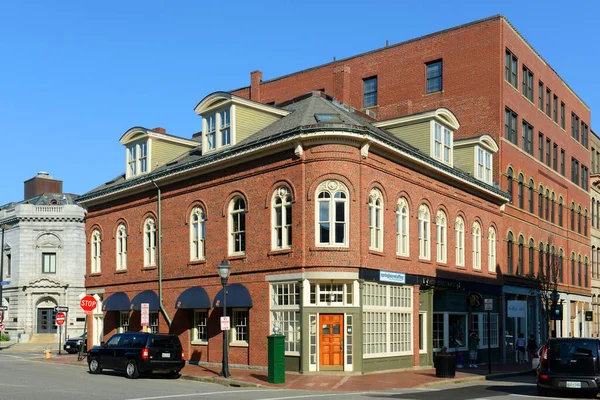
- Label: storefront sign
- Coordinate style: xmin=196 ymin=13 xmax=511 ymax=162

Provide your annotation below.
xmin=586 ymin=311 xmax=593 ymax=321
xmin=467 ymin=292 xmax=483 ymax=308
xmin=419 ymin=277 xmax=462 ymax=290
xmin=379 ymin=270 xmax=406 ymax=284
xmin=507 ymin=300 xmax=527 ymax=318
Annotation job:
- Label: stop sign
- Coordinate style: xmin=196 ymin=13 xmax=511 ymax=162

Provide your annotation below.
xmin=80 ymin=295 xmax=97 ymax=312
xmin=0 ymin=323 xmax=4 ymax=331
xmin=56 ymin=312 xmax=66 ymax=326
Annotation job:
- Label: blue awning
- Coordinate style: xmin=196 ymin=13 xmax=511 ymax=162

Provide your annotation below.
xmin=175 ymin=287 xmax=211 ymax=309
xmin=130 ymin=290 xmax=160 ymax=311
xmin=102 ymin=292 xmax=130 ymax=311
xmin=213 ymin=283 xmax=253 ymax=308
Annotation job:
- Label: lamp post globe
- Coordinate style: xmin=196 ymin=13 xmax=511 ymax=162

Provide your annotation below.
xmin=218 ymin=258 xmax=230 ymax=378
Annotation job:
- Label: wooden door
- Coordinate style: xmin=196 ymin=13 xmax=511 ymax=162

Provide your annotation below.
xmin=320 ymin=314 xmax=343 ymax=370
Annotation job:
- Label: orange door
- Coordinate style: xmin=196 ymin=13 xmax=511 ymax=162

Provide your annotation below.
xmin=320 ymin=314 xmax=343 ymax=370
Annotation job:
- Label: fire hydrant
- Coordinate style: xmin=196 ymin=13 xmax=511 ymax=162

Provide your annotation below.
xmin=44 ymin=348 xmax=52 ymax=359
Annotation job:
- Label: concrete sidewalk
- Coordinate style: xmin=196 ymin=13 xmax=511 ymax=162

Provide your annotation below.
xmin=28 ymin=351 xmax=532 ymax=392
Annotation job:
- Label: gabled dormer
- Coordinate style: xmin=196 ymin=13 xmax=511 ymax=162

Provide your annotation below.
xmin=194 ymin=92 xmax=290 ymax=155
xmin=373 ymin=108 xmax=460 ymax=168
xmin=120 ymin=127 xmax=198 ymax=180
xmin=454 ymin=135 xmax=499 ymax=185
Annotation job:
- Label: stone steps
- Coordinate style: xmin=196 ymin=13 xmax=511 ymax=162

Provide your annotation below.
xmin=28 ymin=334 xmax=56 ymax=344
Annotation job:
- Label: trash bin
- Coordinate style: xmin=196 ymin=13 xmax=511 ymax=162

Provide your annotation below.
xmin=435 ymin=352 xmax=456 ymax=378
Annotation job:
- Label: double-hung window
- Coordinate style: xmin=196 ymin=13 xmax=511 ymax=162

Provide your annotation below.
xmin=505 ymin=50 xmax=518 ymax=88
xmin=418 ymin=205 xmax=430 ymax=260
xmin=522 ymin=121 xmax=533 ymax=155
xmin=363 ymin=77 xmax=377 ymax=107
xmin=229 ymin=197 xmax=247 ymax=255
xmin=231 ymin=309 xmax=249 ymax=345
xmin=472 ymin=222 xmax=481 ymax=270
xmin=206 ymin=115 xmax=216 ymax=150
xmin=192 ymin=310 xmax=208 ymax=344
xmin=505 ymin=108 xmax=518 ymax=145
xmin=455 ymin=217 xmax=465 ymax=266
xmin=126 ymin=141 xmax=148 ymax=178
xmin=144 ymin=217 xmax=157 ymax=266
xmin=488 ymin=227 xmax=496 ymax=272
xmin=426 ymin=60 xmax=443 ymax=93
xmin=369 ymin=189 xmax=384 ymax=251
xmin=271 ymin=282 xmax=300 ymax=354
xmin=522 ymin=66 xmax=534 ymax=101
xmin=433 ymin=123 xmax=452 ymax=164
xmin=116 ymin=224 xmax=127 ymax=271
xmin=190 ymin=206 xmax=206 ymax=260
xmin=42 ymin=252 xmax=56 ymax=274
xmin=316 ymin=180 xmax=349 ymax=246
xmin=436 ymin=210 xmax=447 ymax=263
xmin=91 ymin=230 xmax=101 ymax=274
xmin=220 ymin=109 xmax=231 ymax=146
xmin=476 ymin=147 xmax=492 ymax=184
xmin=272 ymin=187 xmax=292 ymax=250
xmin=545 ymin=88 xmax=551 ymax=118
xmin=396 ymin=198 xmax=409 ymax=257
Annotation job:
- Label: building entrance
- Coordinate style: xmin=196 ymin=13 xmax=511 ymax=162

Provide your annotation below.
xmin=37 ymin=308 xmax=57 ymax=333
xmin=319 ymin=314 xmax=343 ymax=370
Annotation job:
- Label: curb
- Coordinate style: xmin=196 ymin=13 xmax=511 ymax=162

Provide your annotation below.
xmin=179 ymin=374 xmax=269 ymax=388
xmin=419 ymin=370 xmax=532 ymax=388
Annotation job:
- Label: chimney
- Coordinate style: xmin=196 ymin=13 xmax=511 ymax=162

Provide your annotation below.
xmin=24 ymin=172 xmax=63 ymax=200
xmin=152 ymin=127 xmax=166 ymax=133
xmin=250 ymin=70 xmax=262 ymax=102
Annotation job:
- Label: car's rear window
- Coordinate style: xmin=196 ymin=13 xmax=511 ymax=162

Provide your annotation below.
xmin=149 ymin=336 xmax=180 ymax=348
xmin=549 ymin=339 xmax=598 ymax=373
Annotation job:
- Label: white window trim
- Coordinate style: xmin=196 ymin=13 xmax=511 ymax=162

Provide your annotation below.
xmin=455 ymin=217 xmax=465 ymax=266
xmin=91 ymin=230 xmax=101 ymax=274
xmin=125 ymin=140 xmax=151 ymax=179
xmin=270 ymin=282 xmax=301 ymax=356
xmin=474 ymin=146 xmax=493 ymax=184
xmin=488 ymin=227 xmax=497 ymax=272
xmin=471 ymin=312 xmax=499 ymax=348
xmin=116 ymin=224 xmax=127 ymax=271
xmin=144 ymin=218 xmax=157 ymax=267
xmin=418 ymin=205 xmax=431 ymax=260
xmin=272 ymin=187 xmax=292 ymax=251
xmin=228 ymin=197 xmax=246 ymax=256
xmin=203 ymin=105 xmax=235 ymax=154
xmin=433 ymin=312 xmax=469 ymax=352
xmin=369 ymin=189 xmax=384 ymax=251
xmin=191 ymin=309 xmax=208 ymax=345
xmin=396 ymin=198 xmax=410 ymax=257
xmin=472 ymin=222 xmax=481 ymax=270
xmin=190 ymin=206 xmax=206 ymax=261
xmin=430 ymin=121 xmax=453 ymax=167
xmin=419 ymin=312 xmax=427 ymax=354
xmin=230 ymin=308 xmax=249 ymax=347
xmin=315 ymin=180 xmax=349 ymax=247
xmin=436 ymin=210 xmax=447 ymax=263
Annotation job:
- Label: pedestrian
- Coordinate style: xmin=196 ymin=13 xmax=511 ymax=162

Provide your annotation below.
xmin=516 ymin=332 xmax=526 ymax=363
xmin=468 ymin=331 xmax=480 ymax=368
xmin=527 ymin=334 xmax=537 ymax=361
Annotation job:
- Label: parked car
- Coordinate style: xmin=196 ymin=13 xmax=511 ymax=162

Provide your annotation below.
xmin=537 ymin=338 xmax=600 ymax=397
xmin=64 ymin=332 xmax=87 ymax=354
xmin=87 ymin=332 xmax=185 ymax=379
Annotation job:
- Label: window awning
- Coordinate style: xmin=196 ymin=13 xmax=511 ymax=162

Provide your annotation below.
xmin=130 ymin=290 xmax=160 ymax=311
xmin=175 ymin=287 xmax=211 ymax=309
xmin=213 ymin=283 xmax=253 ymax=308
xmin=102 ymin=292 xmax=131 ymax=311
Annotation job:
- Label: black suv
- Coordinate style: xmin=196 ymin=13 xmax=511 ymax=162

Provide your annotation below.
xmin=64 ymin=332 xmax=87 ymax=354
xmin=537 ymin=338 xmax=600 ymax=397
xmin=87 ymin=332 xmax=185 ymax=379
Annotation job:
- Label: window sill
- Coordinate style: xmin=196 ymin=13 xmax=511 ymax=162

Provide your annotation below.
xmin=227 ymin=254 xmax=246 ymax=262
xmin=188 ymin=259 xmax=206 ymax=267
xmin=229 ymin=341 xmax=249 ymax=347
xmin=88 ymin=273 xmax=101 ymax=277
xmin=191 ymin=341 xmax=208 ymax=346
xmin=115 ymin=269 xmax=128 ymax=274
xmin=310 ymin=246 xmax=350 ymax=252
xmin=418 ymin=258 xmax=432 ymax=264
xmin=368 ymin=249 xmax=385 ymax=257
xmin=142 ymin=266 xmax=157 ymax=271
xmin=424 ymin=90 xmax=443 ymax=97
xmin=472 ymin=267 xmax=483 ymax=273
xmin=268 ymin=248 xmax=293 ymax=257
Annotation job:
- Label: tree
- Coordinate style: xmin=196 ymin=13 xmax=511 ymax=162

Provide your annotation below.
xmin=538 ymin=234 xmax=562 ymax=338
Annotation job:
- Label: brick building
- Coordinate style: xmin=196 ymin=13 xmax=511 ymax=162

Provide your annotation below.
xmin=229 ymin=15 xmax=592 ymax=349
xmin=78 ymin=91 xmax=507 ymax=372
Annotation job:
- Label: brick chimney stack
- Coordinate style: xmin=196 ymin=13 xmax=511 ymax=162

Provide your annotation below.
xmin=24 ymin=172 xmax=62 ymax=200
xmin=152 ymin=127 xmax=166 ymax=133
xmin=250 ymin=70 xmax=262 ymax=102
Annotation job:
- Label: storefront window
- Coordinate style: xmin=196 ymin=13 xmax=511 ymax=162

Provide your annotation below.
xmin=448 ymin=314 xmax=467 ymax=348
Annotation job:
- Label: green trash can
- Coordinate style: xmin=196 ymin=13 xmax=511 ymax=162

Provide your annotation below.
xmin=267 ymin=334 xmax=285 ymax=384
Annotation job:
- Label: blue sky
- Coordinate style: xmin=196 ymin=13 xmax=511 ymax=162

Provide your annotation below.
xmin=1 ymin=1 xmax=598 ymax=205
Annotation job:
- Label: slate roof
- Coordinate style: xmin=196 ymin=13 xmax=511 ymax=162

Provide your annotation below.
xmin=78 ymin=92 xmax=508 ymax=203
xmin=0 ymin=192 xmax=79 ymax=211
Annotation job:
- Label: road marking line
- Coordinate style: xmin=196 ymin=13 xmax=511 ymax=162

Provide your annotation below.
xmin=124 ymin=389 xmax=278 ymax=400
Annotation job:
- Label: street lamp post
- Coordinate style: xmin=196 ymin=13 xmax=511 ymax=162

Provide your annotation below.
xmin=217 ymin=259 xmax=231 ymax=378
xmin=0 ymin=224 xmax=11 ymax=323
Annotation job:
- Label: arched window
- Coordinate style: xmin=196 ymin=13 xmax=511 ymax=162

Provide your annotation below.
xmin=545 ymin=189 xmax=550 ymax=220
xmin=418 ymin=205 xmax=431 ymax=260
xmin=488 ymin=227 xmax=496 ymax=273
xmin=584 ymin=209 xmax=588 ymax=236
xmin=455 ymin=216 xmax=465 ymax=266
xmin=528 ymin=238 xmax=535 ymax=276
xmin=578 ymin=254 xmax=582 ymax=286
xmin=597 ymin=201 xmax=600 ymax=228
xmin=116 ymin=224 xmax=127 ymax=270
xmin=593 ymin=246 xmax=597 ymax=279
xmin=272 ymin=187 xmax=292 ymax=250
xmin=316 ymin=180 xmax=349 ymax=246
xmin=551 ymin=246 xmax=556 ymax=281
xmin=507 ymin=168 xmax=514 ymax=203
xmin=369 ymin=189 xmax=383 ymax=251
xmin=551 ymin=193 xmax=555 ymax=223
xmin=517 ymin=174 xmax=524 ymax=209
xmin=507 ymin=232 xmax=514 ymax=274
xmin=528 ymin=179 xmax=534 ymax=213
xmin=571 ymin=252 xmax=576 ymax=285
xmin=396 ymin=198 xmax=409 ymax=256
xmin=593 ymin=199 xmax=596 ymax=228
xmin=517 ymin=235 xmax=524 ymax=275
xmin=472 ymin=222 xmax=481 ymax=269
xmin=190 ymin=206 xmax=206 ymax=260
xmin=585 ymin=256 xmax=589 ymax=288
xmin=91 ymin=230 xmax=101 ymax=274
xmin=229 ymin=196 xmax=247 ymax=254
xmin=436 ymin=210 xmax=447 ymax=263
xmin=538 ymin=186 xmax=543 ymax=218
xmin=144 ymin=217 xmax=157 ymax=266
xmin=578 ymin=205 xmax=582 ymax=234
xmin=558 ymin=197 xmax=563 ymax=227
xmin=571 ymin=202 xmax=576 ymax=231
xmin=559 ymin=249 xmax=564 ymax=283
xmin=545 ymin=244 xmax=550 ymax=279
xmin=538 ymin=242 xmax=544 ymax=278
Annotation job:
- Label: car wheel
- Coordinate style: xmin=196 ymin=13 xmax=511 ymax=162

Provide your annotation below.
xmin=536 ymin=385 xmax=547 ymax=397
xmin=125 ymin=360 xmax=139 ymax=379
xmin=88 ymin=357 xmax=102 ymax=374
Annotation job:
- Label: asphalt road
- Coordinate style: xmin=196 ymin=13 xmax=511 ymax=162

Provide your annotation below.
xmin=0 ymin=352 xmax=590 ymax=400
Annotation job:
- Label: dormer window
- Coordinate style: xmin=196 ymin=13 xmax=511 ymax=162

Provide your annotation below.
xmin=206 ymin=115 xmax=216 ymax=151
xmin=220 ymin=110 xmax=231 ymax=146
xmin=476 ymin=147 xmax=492 ymax=184
xmin=433 ymin=122 xmax=452 ymax=165
xmin=204 ymin=108 xmax=232 ymax=152
xmin=127 ymin=141 xmax=148 ymax=178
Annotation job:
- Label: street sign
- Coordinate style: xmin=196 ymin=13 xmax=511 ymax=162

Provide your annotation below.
xmin=484 ymin=298 xmax=493 ymax=311
xmin=55 ymin=306 xmax=69 ymax=313
xmin=0 ymin=281 xmax=9 ymax=285
xmin=221 ymin=316 xmax=230 ymax=331
xmin=56 ymin=312 xmax=66 ymax=326
xmin=141 ymin=303 xmax=149 ymax=327
xmin=0 ymin=323 xmax=4 ymax=331
xmin=80 ymin=295 xmax=97 ymax=312
xmin=0 ymin=306 xmax=7 ymax=311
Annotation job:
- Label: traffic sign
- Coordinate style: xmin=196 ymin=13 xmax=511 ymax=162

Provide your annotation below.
xmin=0 ymin=281 xmax=9 ymax=285
xmin=54 ymin=306 xmax=69 ymax=313
xmin=80 ymin=295 xmax=97 ymax=312
xmin=0 ymin=323 xmax=4 ymax=331
xmin=0 ymin=306 xmax=7 ymax=311
xmin=220 ymin=316 xmax=230 ymax=331
xmin=141 ymin=303 xmax=149 ymax=327
xmin=484 ymin=298 xmax=493 ymax=311
xmin=0 ymin=311 xmax=3 ymax=322
xmin=56 ymin=312 xmax=66 ymax=326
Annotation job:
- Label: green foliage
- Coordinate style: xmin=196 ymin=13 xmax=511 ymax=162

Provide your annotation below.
xmin=0 ymin=333 xmax=9 ymax=341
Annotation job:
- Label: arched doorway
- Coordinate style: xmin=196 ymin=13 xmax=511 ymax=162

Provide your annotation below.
xmin=36 ymin=297 xmax=58 ymax=334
